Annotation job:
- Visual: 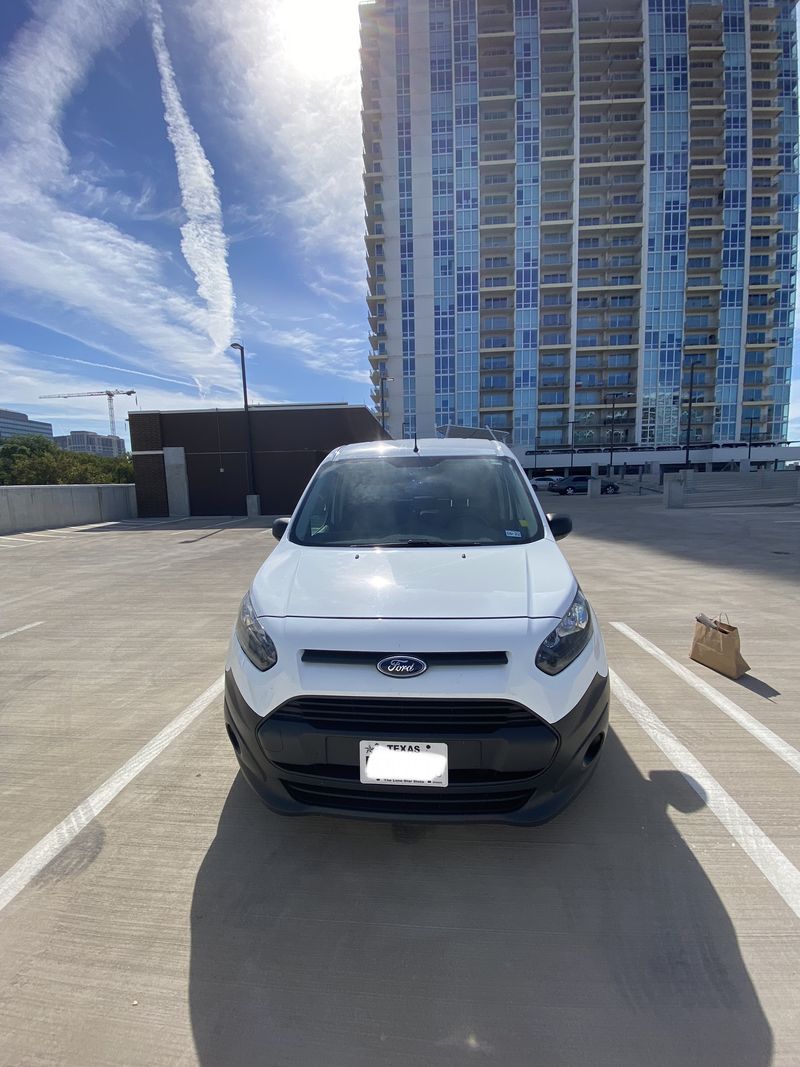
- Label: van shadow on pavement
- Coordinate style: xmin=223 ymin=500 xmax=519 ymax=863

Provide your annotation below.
xmin=188 ymin=730 xmax=771 ymax=1067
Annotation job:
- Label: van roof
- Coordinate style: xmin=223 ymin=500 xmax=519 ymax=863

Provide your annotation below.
xmin=326 ymin=438 xmax=514 ymax=462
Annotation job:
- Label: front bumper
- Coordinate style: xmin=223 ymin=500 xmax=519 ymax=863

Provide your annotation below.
xmin=224 ymin=670 xmax=609 ymax=825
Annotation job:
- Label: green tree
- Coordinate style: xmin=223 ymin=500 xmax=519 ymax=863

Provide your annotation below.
xmin=0 ymin=435 xmax=134 ymax=485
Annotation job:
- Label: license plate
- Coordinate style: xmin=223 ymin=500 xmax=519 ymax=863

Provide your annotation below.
xmin=359 ymin=740 xmax=448 ymax=788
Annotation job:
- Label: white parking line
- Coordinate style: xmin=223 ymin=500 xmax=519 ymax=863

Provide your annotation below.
xmin=0 ymin=537 xmax=45 ymax=546
xmin=0 ymin=588 xmax=52 ymax=610
xmin=117 ymin=518 xmax=192 ymax=527
xmin=611 ymin=622 xmax=800 ymax=776
xmin=0 ymin=675 xmax=224 ymax=915
xmin=0 ymin=622 xmax=44 ymax=642
xmin=611 ymin=670 xmax=800 ymax=920
xmin=16 ymin=531 xmax=67 ymax=539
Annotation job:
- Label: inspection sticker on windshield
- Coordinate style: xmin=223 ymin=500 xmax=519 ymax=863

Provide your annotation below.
xmin=360 ymin=740 xmax=448 ymax=787
xmin=505 ymin=529 xmax=522 ymax=538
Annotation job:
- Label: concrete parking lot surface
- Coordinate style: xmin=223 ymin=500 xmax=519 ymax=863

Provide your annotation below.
xmin=0 ymin=500 xmax=798 ymax=1066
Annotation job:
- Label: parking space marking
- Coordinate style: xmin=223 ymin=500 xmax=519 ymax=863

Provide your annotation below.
xmin=0 ymin=588 xmax=51 ymax=610
xmin=8 ymin=531 xmax=62 ymax=538
xmin=0 ymin=675 xmax=224 ymax=915
xmin=0 ymin=622 xmax=44 ymax=642
xmin=116 ymin=517 xmax=194 ymax=527
xmin=611 ymin=670 xmax=800 ymax=920
xmin=0 ymin=537 xmax=45 ymax=546
xmin=612 ymin=622 xmax=800 ymax=775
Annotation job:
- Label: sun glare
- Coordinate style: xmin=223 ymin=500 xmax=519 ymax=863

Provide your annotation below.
xmin=274 ymin=0 xmax=361 ymax=81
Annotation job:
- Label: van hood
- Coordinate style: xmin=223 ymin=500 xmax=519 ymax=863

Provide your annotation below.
xmin=251 ymin=540 xmax=576 ymax=621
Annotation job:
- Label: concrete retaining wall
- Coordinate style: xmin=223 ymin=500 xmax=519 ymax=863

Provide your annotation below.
xmin=664 ymin=471 xmax=800 ymax=509
xmin=0 ymin=484 xmax=137 ymax=534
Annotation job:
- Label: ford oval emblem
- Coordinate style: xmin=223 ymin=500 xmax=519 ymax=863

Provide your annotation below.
xmin=376 ymin=655 xmax=428 ymax=678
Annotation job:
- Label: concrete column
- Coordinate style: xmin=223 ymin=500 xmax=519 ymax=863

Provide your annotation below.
xmin=590 ymin=463 xmax=599 ymax=476
xmin=739 ymin=459 xmax=752 ymax=473
xmin=246 ymin=494 xmax=261 ymax=518
xmin=663 ymin=475 xmax=685 ymax=509
xmin=587 ymin=477 xmax=602 ymax=499
xmin=163 ymin=447 xmax=190 ymax=518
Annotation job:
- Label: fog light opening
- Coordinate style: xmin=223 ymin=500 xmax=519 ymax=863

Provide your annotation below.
xmin=583 ymin=731 xmax=605 ymax=767
xmin=226 ymin=723 xmax=241 ymax=754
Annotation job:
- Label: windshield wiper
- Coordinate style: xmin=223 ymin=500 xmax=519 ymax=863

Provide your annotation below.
xmin=323 ymin=538 xmax=489 ymax=548
xmin=377 ymin=538 xmax=469 ymax=547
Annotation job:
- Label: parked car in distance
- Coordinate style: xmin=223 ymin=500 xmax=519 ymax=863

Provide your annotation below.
xmin=531 ymin=475 xmax=563 ymax=490
xmin=224 ymin=438 xmax=609 ymax=825
xmin=551 ymin=476 xmax=620 ymax=496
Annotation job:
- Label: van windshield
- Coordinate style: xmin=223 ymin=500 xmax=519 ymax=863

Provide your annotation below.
xmin=290 ymin=455 xmax=544 ymax=547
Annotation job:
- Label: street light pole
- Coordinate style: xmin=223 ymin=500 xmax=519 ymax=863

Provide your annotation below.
xmin=608 ymin=396 xmax=617 ymax=474
xmin=379 ymin=374 xmax=394 ymax=433
xmin=605 ymin=391 xmax=633 ymax=475
xmin=747 ymin=415 xmax=756 ymax=460
xmin=568 ymin=420 xmax=575 ymax=472
xmin=229 ymin=342 xmax=256 ymax=501
xmin=684 ymin=359 xmax=701 ymax=470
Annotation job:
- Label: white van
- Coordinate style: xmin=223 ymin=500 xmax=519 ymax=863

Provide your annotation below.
xmin=224 ymin=438 xmax=609 ymax=823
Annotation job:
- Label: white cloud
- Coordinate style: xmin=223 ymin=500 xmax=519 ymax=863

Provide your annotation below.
xmin=45 ymin=352 xmax=195 ymax=388
xmin=0 ymin=0 xmax=138 ymax=189
xmin=254 ymin=322 xmax=370 ymax=385
xmin=0 ymin=343 xmax=282 ymax=441
xmin=146 ymin=0 xmax=235 ymax=354
xmin=183 ymin=0 xmax=365 ymax=285
xmin=0 ymin=0 xmax=240 ymax=396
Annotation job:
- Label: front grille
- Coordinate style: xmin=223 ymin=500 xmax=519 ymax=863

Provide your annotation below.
xmin=271 ymin=696 xmax=546 ymax=734
xmin=282 ymin=780 xmax=534 ymax=816
xmin=301 ymin=650 xmax=508 ymax=666
xmin=272 ymin=762 xmax=535 ymax=785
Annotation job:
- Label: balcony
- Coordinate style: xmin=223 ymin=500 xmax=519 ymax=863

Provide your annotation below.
xmin=541 ymin=21 xmax=572 ymax=36
xmin=751 ymin=40 xmax=781 ymax=57
xmin=751 ymin=219 xmax=781 ymax=234
xmin=481 ymin=151 xmax=515 ymax=165
xmin=541 ymin=83 xmax=575 ymax=96
xmin=480 ymin=277 xmax=514 ymax=291
xmin=478 ymin=12 xmax=514 ymax=36
xmin=684 ymin=333 xmax=718 ymax=349
xmin=580 ymin=156 xmax=644 ymax=170
xmin=745 ymin=332 xmax=779 ymax=347
xmin=542 ymin=168 xmax=574 ymax=186
xmin=541 ymin=211 xmax=574 ymax=225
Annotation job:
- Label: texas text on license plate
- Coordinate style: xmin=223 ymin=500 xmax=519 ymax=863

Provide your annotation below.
xmin=359 ymin=740 xmax=448 ymax=788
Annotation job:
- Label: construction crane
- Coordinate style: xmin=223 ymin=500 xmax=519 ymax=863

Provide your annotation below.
xmin=38 ymin=389 xmax=136 ymax=437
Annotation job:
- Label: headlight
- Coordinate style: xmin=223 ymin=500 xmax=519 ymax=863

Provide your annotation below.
xmin=235 ymin=591 xmax=277 ymax=671
xmin=535 ymin=589 xmax=593 ymax=676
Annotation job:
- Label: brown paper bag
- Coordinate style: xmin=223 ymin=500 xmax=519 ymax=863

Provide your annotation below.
xmin=690 ymin=616 xmax=750 ymax=680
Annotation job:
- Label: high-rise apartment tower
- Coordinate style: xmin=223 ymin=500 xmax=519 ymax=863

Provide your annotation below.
xmin=361 ymin=0 xmax=798 ymax=459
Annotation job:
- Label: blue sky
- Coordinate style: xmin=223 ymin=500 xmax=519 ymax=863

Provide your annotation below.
xmin=1 ymin=1 xmax=799 ymax=446
xmin=0 ymin=0 xmax=369 ymax=443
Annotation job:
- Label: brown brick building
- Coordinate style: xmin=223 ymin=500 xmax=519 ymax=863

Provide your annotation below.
xmin=130 ymin=403 xmax=387 ymax=518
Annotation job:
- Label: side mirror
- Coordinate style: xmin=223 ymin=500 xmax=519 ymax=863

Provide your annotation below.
xmin=271 ymin=517 xmax=290 ymax=540
xmin=546 ymin=513 xmax=572 ymax=541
